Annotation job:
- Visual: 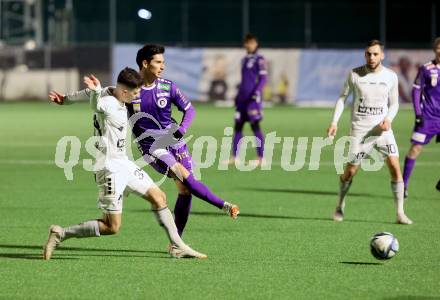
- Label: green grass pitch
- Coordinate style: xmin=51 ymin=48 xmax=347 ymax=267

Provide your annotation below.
xmin=0 ymin=102 xmax=439 ymax=299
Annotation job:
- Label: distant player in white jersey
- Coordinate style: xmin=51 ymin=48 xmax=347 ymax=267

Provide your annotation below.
xmin=327 ymin=40 xmax=412 ymax=225
xmin=43 ymin=68 xmax=207 ymax=260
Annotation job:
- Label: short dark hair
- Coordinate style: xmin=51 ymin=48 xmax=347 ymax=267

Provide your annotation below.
xmin=433 ymin=37 xmax=440 ymax=49
xmin=244 ymin=33 xmax=257 ymax=42
xmin=366 ymin=39 xmax=384 ymax=51
xmin=136 ymin=44 xmax=165 ymax=70
xmin=117 ymin=67 xmax=143 ymax=89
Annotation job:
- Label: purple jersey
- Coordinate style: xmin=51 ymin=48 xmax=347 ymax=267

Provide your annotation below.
xmin=127 ymin=78 xmax=192 ymax=148
xmin=236 ymin=53 xmax=268 ymax=107
xmin=413 ymin=61 xmax=440 ymax=121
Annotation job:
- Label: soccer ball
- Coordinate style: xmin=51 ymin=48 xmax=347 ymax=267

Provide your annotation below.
xmin=370 ymin=232 xmax=399 ymax=260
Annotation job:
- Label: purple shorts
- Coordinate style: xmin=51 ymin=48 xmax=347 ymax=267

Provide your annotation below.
xmin=235 ymin=101 xmax=263 ymax=123
xmin=411 ymin=119 xmax=440 ymax=145
xmin=139 ymin=143 xmax=193 ymax=178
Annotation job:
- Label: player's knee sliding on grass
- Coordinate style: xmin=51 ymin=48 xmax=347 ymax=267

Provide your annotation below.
xmin=228 ymin=34 xmax=267 ymax=166
xmin=328 ymin=40 xmax=412 ymax=225
xmin=44 ymin=70 xmax=206 ymax=260
xmin=402 ymin=38 xmax=440 ymax=198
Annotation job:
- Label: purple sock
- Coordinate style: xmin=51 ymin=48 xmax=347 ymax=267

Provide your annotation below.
xmin=182 ymin=174 xmax=225 ymax=209
xmin=253 ymin=128 xmax=265 ymax=158
xmin=174 ymin=194 xmax=192 ymax=237
xmin=232 ymin=130 xmax=243 ymax=157
xmin=403 ymin=156 xmax=416 ymax=189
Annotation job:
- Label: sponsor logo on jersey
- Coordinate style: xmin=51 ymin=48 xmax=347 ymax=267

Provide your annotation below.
xmin=158 ymin=83 xmax=170 ymax=91
xmin=357 ymin=105 xmax=384 ymax=115
xmin=117 ymin=139 xmax=126 ymax=149
xmin=157 ymin=92 xmax=170 ymax=97
xmin=133 ymin=103 xmax=141 ymax=112
xmin=157 ymin=97 xmax=168 ymax=108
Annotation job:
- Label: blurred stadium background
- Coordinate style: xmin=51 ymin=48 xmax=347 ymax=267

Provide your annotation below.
xmin=1 ymin=2 xmax=440 ymax=298
xmin=0 ymin=0 xmax=437 ymax=104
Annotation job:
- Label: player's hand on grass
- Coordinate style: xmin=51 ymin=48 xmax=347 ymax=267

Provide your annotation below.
xmin=378 ymin=119 xmax=391 ymax=131
xmin=83 ymin=74 xmax=101 ymax=91
xmin=327 ymin=123 xmax=337 ymax=139
xmin=415 ymin=115 xmax=424 ymax=126
xmin=49 ymin=91 xmax=65 ymax=105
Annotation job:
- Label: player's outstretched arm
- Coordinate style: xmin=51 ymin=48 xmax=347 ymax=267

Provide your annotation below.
xmin=84 ymin=74 xmax=101 ymax=91
xmin=48 ymin=85 xmax=113 ymax=106
xmin=49 ymin=91 xmax=66 ymax=105
xmin=84 ymin=75 xmax=103 ymax=112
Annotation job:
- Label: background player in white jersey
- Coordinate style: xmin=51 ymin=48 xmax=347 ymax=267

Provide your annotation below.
xmin=44 ymin=68 xmax=206 ymax=260
xmin=327 ymin=40 xmax=412 ymax=225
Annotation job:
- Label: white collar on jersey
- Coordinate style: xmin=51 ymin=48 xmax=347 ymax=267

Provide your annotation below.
xmin=142 ymin=83 xmax=156 ymax=90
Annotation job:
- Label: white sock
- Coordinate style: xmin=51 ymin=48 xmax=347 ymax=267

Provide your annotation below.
xmin=62 ymin=220 xmax=100 ymax=241
xmin=338 ymin=177 xmax=352 ymax=210
xmin=222 ymin=202 xmax=231 ymax=212
xmin=154 ymin=207 xmax=186 ymax=248
xmin=391 ymin=181 xmax=405 ymax=215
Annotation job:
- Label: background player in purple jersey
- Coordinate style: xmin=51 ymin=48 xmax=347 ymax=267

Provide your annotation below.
xmin=403 ymin=38 xmax=440 ymax=197
xmin=227 ymin=34 xmax=268 ymax=166
xmin=132 ymin=45 xmax=239 ymax=236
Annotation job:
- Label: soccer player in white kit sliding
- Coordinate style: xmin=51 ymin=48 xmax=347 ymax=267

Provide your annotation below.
xmin=43 ymin=68 xmax=207 ymax=259
xmin=327 ymin=40 xmax=413 ymax=225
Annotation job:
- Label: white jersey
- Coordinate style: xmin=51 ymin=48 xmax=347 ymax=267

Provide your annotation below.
xmin=332 ymin=65 xmax=399 ymax=135
xmin=63 ymin=85 xmax=156 ymax=214
xmin=89 ymin=88 xmax=129 ymax=171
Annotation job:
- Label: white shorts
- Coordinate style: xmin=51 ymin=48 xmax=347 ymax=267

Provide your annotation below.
xmin=95 ymin=160 xmax=155 ymax=214
xmin=348 ymin=130 xmax=399 ymax=165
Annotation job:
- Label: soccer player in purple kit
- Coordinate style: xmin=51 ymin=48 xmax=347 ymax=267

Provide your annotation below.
xmin=131 ymin=44 xmax=240 ymax=237
xmin=403 ymin=38 xmax=440 ymax=197
xmin=227 ymin=34 xmax=268 ymax=166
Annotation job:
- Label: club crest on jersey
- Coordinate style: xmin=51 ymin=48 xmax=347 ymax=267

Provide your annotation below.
xmin=158 ymin=83 xmax=170 ymax=91
xmin=157 ymin=97 xmax=168 ymax=108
